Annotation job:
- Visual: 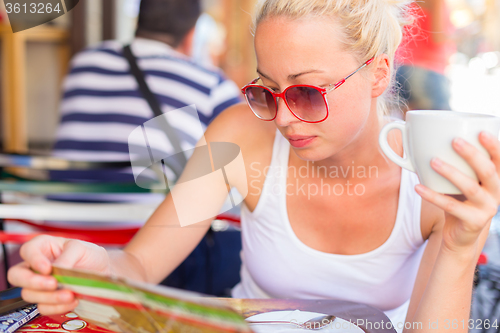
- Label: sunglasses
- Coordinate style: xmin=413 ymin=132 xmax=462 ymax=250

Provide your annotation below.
xmin=241 ymin=58 xmax=374 ymax=123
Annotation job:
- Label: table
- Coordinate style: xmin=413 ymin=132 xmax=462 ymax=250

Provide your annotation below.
xmin=216 ymin=298 xmax=397 ymax=333
xmin=12 ymin=296 xmax=396 ymax=333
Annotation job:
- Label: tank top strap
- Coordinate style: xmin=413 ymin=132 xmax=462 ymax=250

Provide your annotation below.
xmin=399 ymin=168 xmax=425 ymax=248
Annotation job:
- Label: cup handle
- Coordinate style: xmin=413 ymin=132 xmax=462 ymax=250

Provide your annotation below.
xmin=379 ymin=121 xmax=416 ymax=173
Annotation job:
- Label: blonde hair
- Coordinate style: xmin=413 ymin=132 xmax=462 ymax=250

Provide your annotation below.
xmin=253 ymin=0 xmax=415 ymax=116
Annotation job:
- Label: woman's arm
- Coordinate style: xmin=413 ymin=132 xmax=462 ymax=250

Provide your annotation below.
xmin=405 ymin=132 xmax=500 ymax=333
xmin=7 ymin=103 xmax=256 ymax=314
xmin=405 ymin=209 xmax=490 ymax=330
xmin=405 ymin=207 xmax=444 ymax=325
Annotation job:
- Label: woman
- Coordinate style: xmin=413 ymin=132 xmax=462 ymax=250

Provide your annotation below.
xmin=9 ymin=0 xmax=500 ymax=331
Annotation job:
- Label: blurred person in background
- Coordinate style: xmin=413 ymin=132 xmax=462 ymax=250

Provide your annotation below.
xmin=49 ymin=0 xmax=242 ymax=296
xmin=192 ymin=13 xmax=226 ymax=68
xmin=51 ymin=0 xmax=241 ymax=184
xmin=395 ymin=0 xmax=456 ymax=115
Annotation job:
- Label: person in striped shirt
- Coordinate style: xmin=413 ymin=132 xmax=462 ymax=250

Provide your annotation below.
xmin=51 ymin=0 xmax=241 ymax=184
xmin=47 ymin=0 xmax=243 ymax=296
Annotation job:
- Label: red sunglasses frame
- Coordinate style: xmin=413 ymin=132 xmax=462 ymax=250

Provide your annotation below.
xmin=241 ymin=58 xmax=374 ymax=123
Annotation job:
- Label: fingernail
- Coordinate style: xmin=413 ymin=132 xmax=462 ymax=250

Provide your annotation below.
xmin=481 ymin=131 xmax=494 ymax=141
xmin=415 ymin=184 xmax=429 ymax=195
xmin=59 ymin=292 xmax=72 ymax=302
xmin=454 ymin=138 xmax=465 ymax=148
xmin=432 ymin=157 xmax=443 ymax=167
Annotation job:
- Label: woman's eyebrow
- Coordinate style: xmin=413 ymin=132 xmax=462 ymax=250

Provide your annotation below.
xmin=256 ymin=69 xmax=273 ymax=82
xmin=288 ymin=70 xmax=325 ymax=80
xmin=256 ymin=69 xmax=325 ymax=82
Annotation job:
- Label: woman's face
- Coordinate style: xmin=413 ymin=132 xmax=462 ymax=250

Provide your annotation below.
xmin=254 ymin=16 xmax=379 ymax=162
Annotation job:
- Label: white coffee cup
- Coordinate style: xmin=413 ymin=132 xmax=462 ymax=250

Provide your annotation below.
xmin=379 ymin=110 xmax=500 ymax=194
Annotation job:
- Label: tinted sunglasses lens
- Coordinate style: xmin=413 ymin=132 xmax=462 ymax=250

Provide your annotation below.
xmin=245 ymin=87 xmax=276 ymax=120
xmin=285 ymin=86 xmax=327 ymax=121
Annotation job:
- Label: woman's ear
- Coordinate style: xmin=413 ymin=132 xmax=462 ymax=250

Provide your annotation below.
xmin=371 ymin=54 xmax=391 ymax=98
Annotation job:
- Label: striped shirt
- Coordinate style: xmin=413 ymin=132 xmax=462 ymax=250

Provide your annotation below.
xmin=51 ymin=38 xmax=241 ymax=183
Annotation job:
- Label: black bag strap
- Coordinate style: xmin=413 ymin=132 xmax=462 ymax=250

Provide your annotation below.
xmin=122 ymin=45 xmax=188 ymax=173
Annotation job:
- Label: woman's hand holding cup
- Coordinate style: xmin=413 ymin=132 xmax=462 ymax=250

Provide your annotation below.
xmin=415 ymin=131 xmax=500 ymax=250
xmin=379 ymin=110 xmax=500 ymax=251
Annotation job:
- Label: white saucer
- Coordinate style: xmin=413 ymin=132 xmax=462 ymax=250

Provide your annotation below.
xmin=245 ymin=310 xmax=365 ymax=333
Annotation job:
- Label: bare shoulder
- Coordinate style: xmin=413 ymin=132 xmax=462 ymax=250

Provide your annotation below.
xmin=205 ymin=102 xmax=276 ymax=158
xmin=205 ymin=103 xmax=276 ymax=210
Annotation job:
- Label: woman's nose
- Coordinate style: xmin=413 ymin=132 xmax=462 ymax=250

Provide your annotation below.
xmin=274 ymin=97 xmax=300 ymax=127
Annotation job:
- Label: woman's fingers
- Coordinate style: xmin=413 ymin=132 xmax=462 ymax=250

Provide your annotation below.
xmin=53 ymin=239 xmax=91 ymax=269
xmin=36 ymin=300 xmax=79 ymax=316
xmin=429 ymin=157 xmax=495 ymax=210
xmin=415 ymin=185 xmax=481 ymax=224
xmin=9 ymin=261 xmax=78 ymax=316
xmin=416 ymin=133 xmax=500 ymax=249
xmin=7 ymin=262 xmax=57 ymax=290
xmin=6 ymin=236 xmax=97 ymax=316
xmin=479 ymin=131 xmax=500 ymax=175
xmin=415 ymin=184 xmax=496 ymax=231
xmin=19 ymin=248 xmax=52 ymax=276
xmin=452 ymin=136 xmax=500 ymax=196
xmin=21 ymin=288 xmax=75 ymax=305
xmin=19 ymin=235 xmax=66 ymax=275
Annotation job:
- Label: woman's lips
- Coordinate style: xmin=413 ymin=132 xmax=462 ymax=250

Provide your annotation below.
xmin=287 ymin=135 xmax=316 ymax=148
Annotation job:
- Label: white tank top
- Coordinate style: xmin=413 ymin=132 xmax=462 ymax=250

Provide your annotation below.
xmin=232 ymin=130 xmax=427 ymax=329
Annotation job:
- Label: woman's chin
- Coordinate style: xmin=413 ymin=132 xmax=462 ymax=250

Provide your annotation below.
xmin=291 ymin=147 xmax=330 ymax=163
